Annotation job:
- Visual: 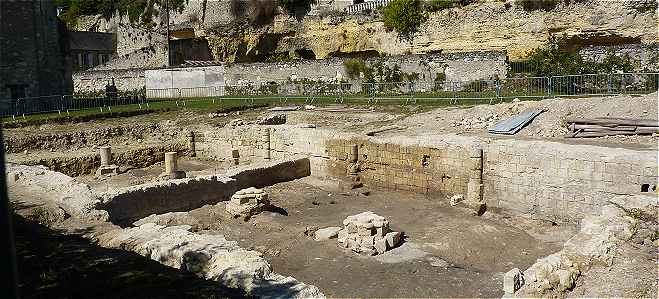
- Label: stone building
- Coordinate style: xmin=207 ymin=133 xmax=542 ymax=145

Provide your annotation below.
xmin=69 ymin=31 xmax=115 ymax=71
xmin=0 ymin=0 xmax=72 ymax=100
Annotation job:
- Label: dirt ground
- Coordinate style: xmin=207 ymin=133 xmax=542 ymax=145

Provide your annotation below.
xmin=131 ymin=177 xmax=575 ymax=298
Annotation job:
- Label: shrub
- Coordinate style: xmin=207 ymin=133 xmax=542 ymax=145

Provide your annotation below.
xmin=55 ymin=0 xmax=187 ymax=27
xmin=632 ymin=0 xmax=658 ymax=13
xmin=382 ymin=0 xmax=426 ymax=35
xmin=423 ymin=0 xmax=476 ymax=11
xmin=343 ymin=59 xmax=368 ymax=79
xmin=515 ymin=0 xmax=559 ymax=11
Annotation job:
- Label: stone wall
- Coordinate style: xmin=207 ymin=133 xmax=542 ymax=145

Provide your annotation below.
xmin=224 ymin=51 xmax=507 ymax=85
xmin=73 ymin=69 xmax=145 ymax=93
xmin=483 ymin=139 xmax=658 ymax=222
xmin=0 ymin=0 xmax=72 ymax=99
xmin=98 ymin=157 xmax=311 ymax=224
xmin=195 ymin=125 xmax=657 ymax=222
xmin=579 ymin=43 xmax=659 ymax=71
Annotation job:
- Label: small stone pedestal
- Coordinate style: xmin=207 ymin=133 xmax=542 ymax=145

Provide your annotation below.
xmin=337 ymin=211 xmax=402 ymax=255
xmin=225 ymin=187 xmax=270 ymax=221
xmin=95 ymin=146 xmax=118 ymax=176
xmin=162 ymin=152 xmax=186 ymax=179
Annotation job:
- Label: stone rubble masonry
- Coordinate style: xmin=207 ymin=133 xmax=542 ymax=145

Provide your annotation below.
xmin=195 ymin=125 xmax=657 ymax=222
xmin=226 ymin=187 xmax=270 ymax=220
xmin=98 ymin=157 xmax=310 ymax=224
xmin=96 ymin=223 xmax=324 ymax=298
xmin=7 ymin=164 xmax=323 ymax=298
xmin=337 ymin=211 xmax=402 ymax=255
xmin=510 ymin=194 xmax=656 ymax=297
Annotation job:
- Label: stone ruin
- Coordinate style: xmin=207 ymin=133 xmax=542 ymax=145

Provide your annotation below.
xmin=95 ymin=146 xmax=118 ymax=176
xmin=225 ymin=187 xmax=270 ymax=221
xmin=337 ymin=211 xmax=402 ymax=255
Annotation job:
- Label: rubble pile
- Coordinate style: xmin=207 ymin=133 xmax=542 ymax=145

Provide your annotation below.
xmin=225 ymin=187 xmax=270 ymax=220
xmin=337 ymin=211 xmax=402 ymax=255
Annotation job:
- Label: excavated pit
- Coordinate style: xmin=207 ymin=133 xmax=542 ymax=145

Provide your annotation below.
xmin=6 ymin=98 xmax=657 ymax=298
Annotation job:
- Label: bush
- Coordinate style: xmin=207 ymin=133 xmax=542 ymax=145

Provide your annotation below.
xmin=423 ymin=0 xmax=476 ymax=12
xmin=382 ymin=0 xmax=426 ymax=35
xmin=55 ymin=0 xmax=187 ymax=27
xmin=515 ymin=0 xmax=559 ymax=11
xmin=343 ymin=59 xmax=368 ymax=79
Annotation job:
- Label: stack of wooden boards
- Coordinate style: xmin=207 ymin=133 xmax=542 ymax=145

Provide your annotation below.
xmin=566 ymin=117 xmax=659 ymax=138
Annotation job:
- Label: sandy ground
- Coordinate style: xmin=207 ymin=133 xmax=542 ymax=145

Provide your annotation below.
xmin=394 ymin=93 xmax=658 ymax=147
xmin=128 ymin=177 xmax=575 ymax=298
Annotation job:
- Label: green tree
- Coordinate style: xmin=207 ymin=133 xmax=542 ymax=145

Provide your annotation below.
xmin=382 ymin=0 xmax=426 ymax=36
xmin=55 ymin=0 xmax=187 ymax=27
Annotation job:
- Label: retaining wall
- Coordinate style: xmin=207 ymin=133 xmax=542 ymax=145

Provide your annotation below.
xmin=98 ymin=157 xmax=311 ymax=224
xmin=195 ymin=125 xmax=658 ymax=222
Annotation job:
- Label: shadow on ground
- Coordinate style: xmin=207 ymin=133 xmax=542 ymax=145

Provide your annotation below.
xmin=13 ymin=214 xmax=248 ymax=299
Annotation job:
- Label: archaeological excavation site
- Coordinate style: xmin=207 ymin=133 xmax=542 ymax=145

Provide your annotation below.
xmin=1 ymin=0 xmax=658 ymax=298
xmin=4 ymin=92 xmax=658 ymax=298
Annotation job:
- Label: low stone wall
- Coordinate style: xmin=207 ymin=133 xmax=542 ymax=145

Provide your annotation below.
xmin=73 ymin=68 xmax=145 ymax=93
xmin=98 ymin=157 xmax=311 ymax=224
xmin=9 ymin=143 xmax=186 ymax=177
xmin=195 ymin=124 xmax=658 ymax=222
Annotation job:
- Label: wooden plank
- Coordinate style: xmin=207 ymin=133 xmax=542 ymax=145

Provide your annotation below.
xmin=567 ymin=131 xmax=639 ymax=138
xmin=566 ymin=117 xmax=659 ymax=127
xmin=572 ymin=124 xmax=637 ymax=131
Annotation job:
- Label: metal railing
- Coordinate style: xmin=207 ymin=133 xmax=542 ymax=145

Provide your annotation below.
xmin=2 ymin=73 xmax=657 ymax=118
xmin=1 ymin=92 xmax=147 ymax=118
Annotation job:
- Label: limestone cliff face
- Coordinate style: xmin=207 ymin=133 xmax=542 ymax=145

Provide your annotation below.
xmin=269 ymin=0 xmax=657 ymax=60
xmin=76 ymin=0 xmax=657 ymax=67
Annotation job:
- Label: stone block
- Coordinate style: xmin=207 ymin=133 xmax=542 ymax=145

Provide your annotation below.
xmin=314 ymin=227 xmax=342 ymax=241
xmin=374 ymin=238 xmax=387 ymax=254
xmin=503 ymin=268 xmax=524 ymax=294
xmin=385 ymin=231 xmax=402 ymax=248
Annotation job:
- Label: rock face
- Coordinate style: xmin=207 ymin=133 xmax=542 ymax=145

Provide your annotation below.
xmin=225 ymin=187 xmax=270 ymax=220
xmin=77 ymin=0 xmax=656 ymax=68
xmin=337 ymin=211 xmax=402 ymax=255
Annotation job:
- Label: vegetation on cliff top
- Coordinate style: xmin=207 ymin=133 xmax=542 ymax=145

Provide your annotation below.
xmin=55 ymin=0 xmax=188 ymax=27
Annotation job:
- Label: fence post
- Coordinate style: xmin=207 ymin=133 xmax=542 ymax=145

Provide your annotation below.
xmin=547 ymin=77 xmax=552 ymax=97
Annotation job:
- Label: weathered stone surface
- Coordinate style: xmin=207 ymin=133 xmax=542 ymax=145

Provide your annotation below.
xmin=374 ymin=238 xmax=387 ymax=254
xmin=449 ymin=194 xmax=464 ymax=206
xmin=257 ymin=114 xmax=287 ymax=125
xmin=385 ymin=231 xmax=402 ymax=248
xmin=226 ymin=187 xmax=270 ymax=220
xmin=314 ymin=227 xmax=342 ymax=241
xmin=338 ymin=211 xmax=402 ymax=256
xmin=97 ymin=223 xmax=324 ymax=298
xmin=503 ymin=268 xmax=523 ymax=294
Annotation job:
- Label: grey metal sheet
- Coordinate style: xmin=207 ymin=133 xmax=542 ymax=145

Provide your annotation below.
xmin=488 ymin=109 xmax=544 ymax=135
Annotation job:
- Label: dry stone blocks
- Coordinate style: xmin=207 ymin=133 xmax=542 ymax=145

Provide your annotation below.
xmin=337 ymin=211 xmax=402 ymax=255
xmin=162 ymin=152 xmax=186 ymax=179
xmin=225 ymin=187 xmax=270 ymax=221
xmin=314 ymin=227 xmax=341 ymax=241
